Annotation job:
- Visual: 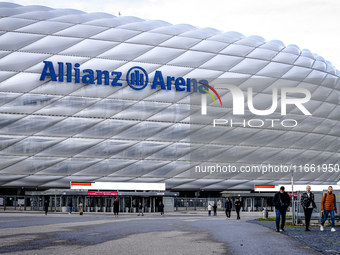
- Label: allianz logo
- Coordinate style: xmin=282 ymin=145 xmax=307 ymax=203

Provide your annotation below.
xmin=40 ymin=61 xmax=311 ymax=117
xmin=39 ymin=61 xmax=209 ymax=93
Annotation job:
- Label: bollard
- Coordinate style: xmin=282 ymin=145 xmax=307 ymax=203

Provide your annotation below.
xmin=262 ymin=208 xmax=268 ymax=219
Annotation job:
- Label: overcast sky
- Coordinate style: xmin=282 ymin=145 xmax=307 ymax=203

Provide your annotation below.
xmin=5 ymin=0 xmax=340 ymax=70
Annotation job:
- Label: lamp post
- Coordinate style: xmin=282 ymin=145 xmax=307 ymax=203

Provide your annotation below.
xmin=291 ymin=168 xmax=295 ymax=224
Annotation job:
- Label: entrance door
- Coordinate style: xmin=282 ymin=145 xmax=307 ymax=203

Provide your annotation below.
xmin=246 ymin=198 xmax=252 ymax=212
xmin=106 ymin=198 xmax=112 ymax=212
xmin=155 ymin=196 xmax=163 ymax=212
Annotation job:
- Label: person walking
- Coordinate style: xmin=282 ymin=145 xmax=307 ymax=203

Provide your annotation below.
xmin=158 ymin=201 xmax=164 ymax=216
xmin=273 ymin=186 xmax=290 ymax=232
xmin=235 ymin=198 xmax=242 ymax=220
xmin=320 ymin=186 xmax=337 ymax=232
xmin=113 ymin=198 xmax=119 ymax=217
xmin=225 ymin=198 xmax=232 ymax=219
xmin=300 ymin=185 xmax=316 ymax=231
xmin=208 ymin=204 xmax=212 ymax=216
xmin=138 ymin=202 xmax=144 ymax=216
xmin=43 ymin=200 xmax=48 ymax=216
xmin=79 ymin=202 xmax=83 ymax=215
xmin=213 ymin=203 xmax=217 ymax=216
xmin=68 ymin=199 xmax=73 ymax=215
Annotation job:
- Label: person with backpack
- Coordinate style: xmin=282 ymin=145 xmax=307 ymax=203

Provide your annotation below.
xmin=300 ymin=185 xmax=316 ymax=231
xmin=225 ymin=198 xmax=232 ymax=219
xmin=273 ymin=186 xmax=290 ymax=232
xmin=320 ymin=186 xmax=337 ymax=232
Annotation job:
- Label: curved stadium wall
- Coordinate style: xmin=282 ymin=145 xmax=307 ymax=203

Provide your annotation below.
xmin=0 ymin=2 xmax=339 ymax=191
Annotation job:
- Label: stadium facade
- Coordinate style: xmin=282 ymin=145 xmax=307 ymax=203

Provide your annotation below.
xmin=0 ymin=2 xmax=340 ymax=196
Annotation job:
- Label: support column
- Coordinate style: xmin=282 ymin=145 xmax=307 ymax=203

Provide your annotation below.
xmin=130 ymin=196 xmax=133 ymax=213
xmin=50 ymin=196 xmax=53 ymax=211
xmin=142 ymin=197 xmax=145 ymax=213
xmin=77 ymin=197 xmax=79 ymax=212
xmin=84 ymin=196 xmax=87 ymax=212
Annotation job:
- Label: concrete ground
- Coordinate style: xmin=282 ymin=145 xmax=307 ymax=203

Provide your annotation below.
xmin=0 ymin=211 xmax=323 ymax=255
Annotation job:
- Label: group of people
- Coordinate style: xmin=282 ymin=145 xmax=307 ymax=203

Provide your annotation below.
xmin=210 ymin=185 xmax=337 ymax=233
xmin=43 ymin=187 xmax=337 ymax=232
xmin=224 ymin=197 xmax=242 ymax=219
xmin=207 ymin=198 xmax=242 ymax=219
xmin=274 ymin=185 xmax=337 ymax=232
xmin=207 ymin=203 xmax=217 ymax=216
xmin=138 ymin=202 xmax=164 ymax=216
xmin=44 ymin=199 xmax=165 ymax=216
xmin=43 ymin=198 xmax=120 ymax=216
xmin=43 ymin=199 xmax=79 ymax=216
xmin=67 ymin=200 xmax=164 ymax=217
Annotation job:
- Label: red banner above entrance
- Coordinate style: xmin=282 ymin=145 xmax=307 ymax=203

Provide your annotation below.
xmin=87 ymin=191 xmax=118 ymax=196
xmin=288 ymin=192 xmax=298 ymax=198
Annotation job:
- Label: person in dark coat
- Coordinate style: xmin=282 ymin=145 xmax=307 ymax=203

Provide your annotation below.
xmin=213 ymin=203 xmax=217 ymax=216
xmin=300 ymin=185 xmax=316 ymax=231
xmin=234 ymin=198 xmax=242 ymax=220
xmin=225 ymin=198 xmax=232 ymax=219
xmin=158 ymin=201 xmax=164 ymax=216
xmin=138 ymin=202 xmax=144 ymax=216
xmin=43 ymin=200 xmax=48 ymax=215
xmin=68 ymin=199 xmax=73 ymax=215
xmin=273 ymin=186 xmax=290 ymax=232
xmin=113 ymin=198 xmax=119 ymax=217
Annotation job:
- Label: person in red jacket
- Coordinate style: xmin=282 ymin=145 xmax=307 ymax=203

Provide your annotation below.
xmin=320 ymin=186 xmax=337 ymax=232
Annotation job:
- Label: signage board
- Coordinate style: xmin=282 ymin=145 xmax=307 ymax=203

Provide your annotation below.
xmin=87 ymin=191 xmax=118 ymax=196
xmin=71 ymin=182 xmax=166 ymax=191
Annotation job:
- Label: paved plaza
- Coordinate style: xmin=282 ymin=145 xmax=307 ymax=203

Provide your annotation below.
xmin=0 ymin=211 xmax=330 ymax=255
